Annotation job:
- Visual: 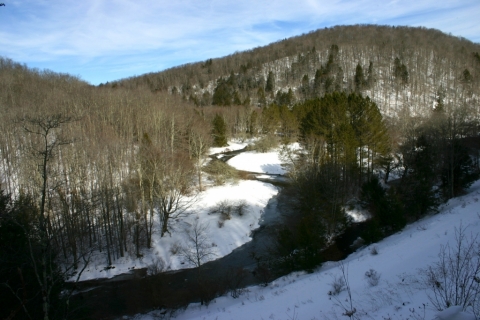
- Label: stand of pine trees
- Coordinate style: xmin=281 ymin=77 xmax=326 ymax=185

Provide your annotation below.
xmin=270 ymin=92 xmax=479 ymax=274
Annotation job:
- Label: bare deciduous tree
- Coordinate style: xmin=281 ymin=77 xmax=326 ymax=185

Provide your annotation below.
xmin=155 ymin=152 xmax=195 ymax=237
xmin=18 ymin=113 xmax=90 ymax=320
xmin=186 ymin=117 xmax=212 ymax=191
xmin=179 ymin=219 xmax=217 ymax=268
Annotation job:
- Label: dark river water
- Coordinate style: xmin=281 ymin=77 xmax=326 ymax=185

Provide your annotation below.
xmin=70 ymin=150 xmax=289 ymax=319
xmin=69 ymin=149 xmax=366 ymax=319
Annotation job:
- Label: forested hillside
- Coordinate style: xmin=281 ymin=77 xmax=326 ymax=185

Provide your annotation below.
xmin=1 ymin=25 xmax=479 ymax=319
xmin=114 ymin=25 xmax=480 ymax=118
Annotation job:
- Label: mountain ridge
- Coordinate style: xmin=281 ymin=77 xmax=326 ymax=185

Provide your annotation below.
xmin=105 ymin=25 xmax=480 ymax=119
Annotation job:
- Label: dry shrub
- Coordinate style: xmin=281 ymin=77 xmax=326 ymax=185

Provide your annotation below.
xmin=234 ymin=200 xmax=248 ymax=216
xmin=147 ymin=258 xmax=167 ymax=276
xmin=328 ymin=275 xmax=346 ymax=296
xmin=365 ymin=269 xmax=381 ymax=287
xmin=222 ymin=267 xmax=250 ymax=298
xmin=169 ymin=242 xmax=181 ymax=255
xmin=237 ymin=170 xmax=253 ymax=180
xmin=421 ymin=226 xmax=480 ymax=316
xmin=250 ymin=134 xmax=279 ymax=153
xmin=210 ymin=200 xmax=249 ymax=227
xmin=210 ymin=200 xmax=233 ymax=221
xmin=202 ymin=160 xmax=238 ymax=185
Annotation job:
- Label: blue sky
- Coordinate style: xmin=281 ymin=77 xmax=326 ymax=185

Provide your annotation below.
xmin=1 ymin=0 xmax=479 ymax=85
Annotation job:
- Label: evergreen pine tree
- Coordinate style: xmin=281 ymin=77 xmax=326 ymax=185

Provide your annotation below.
xmin=265 ymin=71 xmax=275 ymax=93
xmin=248 ymin=110 xmax=258 ymax=135
xmin=301 ymin=74 xmax=310 ymax=99
xmin=212 ymin=114 xmax=228 ymax=147
xmin=399 ymin=134 xmax=439 ymax=220
xmin=367 ymin=61 xmax=374 ymax=88
xmin=394 ymin=57 xmax=409 ymax=85
xmin=257 ymin=87 xmax=267 ymax=107
xmin=354 ymin=63 xmax=365 ymax=92
xmin=212 ymin=80 xmax=232 ymax=106
xmin=233 ymin=91 xmax=242 ymax=105
xmin=313 ymin=69 xmax=323 ymax=97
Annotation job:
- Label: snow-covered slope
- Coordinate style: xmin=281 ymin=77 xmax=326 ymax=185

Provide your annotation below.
xmin=136 ymin=180 xmax=480 ymax=320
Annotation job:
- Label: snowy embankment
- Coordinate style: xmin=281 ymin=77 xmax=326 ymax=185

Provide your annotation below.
xmin=76 ymin=140 xmax=282 ymax=281
xmin=209 ymin=140 xmax=251 ymax=155
xmin=226 ymin=150 xmax=286 ymax=175
xmin=138 ymin=180 xmax=480 ymax=320
xmin=210 ymin=139 xmax=290 ymax=176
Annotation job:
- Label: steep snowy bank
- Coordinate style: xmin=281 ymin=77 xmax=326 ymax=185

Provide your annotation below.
xmin=137 ymin=180 xmax=480 ymax=320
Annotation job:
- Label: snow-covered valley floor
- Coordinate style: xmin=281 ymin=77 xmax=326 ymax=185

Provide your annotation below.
xmin=76 ymin=140 xmax=283 ymax=281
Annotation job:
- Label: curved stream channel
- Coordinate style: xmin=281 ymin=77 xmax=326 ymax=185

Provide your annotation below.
xmin=70 ymin=148 xmax=365 ymax=318
xmin=70 ymin=148 xmax=290 ymax=318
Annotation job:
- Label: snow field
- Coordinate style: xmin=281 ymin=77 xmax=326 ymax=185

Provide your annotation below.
xmin=227 ymin=150 xmax=286 ymax=175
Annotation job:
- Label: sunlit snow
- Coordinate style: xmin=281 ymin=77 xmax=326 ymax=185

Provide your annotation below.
xmin=227 ymin=150 xmax=286 ymax=175
xmin=135 ymin=181 xmax=480 ymax=320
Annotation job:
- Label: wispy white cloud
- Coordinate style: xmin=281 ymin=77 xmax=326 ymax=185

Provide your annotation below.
xmin=0 ymin=0 xmax=478 ymax=84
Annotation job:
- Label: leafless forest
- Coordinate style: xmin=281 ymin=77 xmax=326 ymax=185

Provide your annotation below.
xmin=1 ymin=25 xmax=480 ymax=319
